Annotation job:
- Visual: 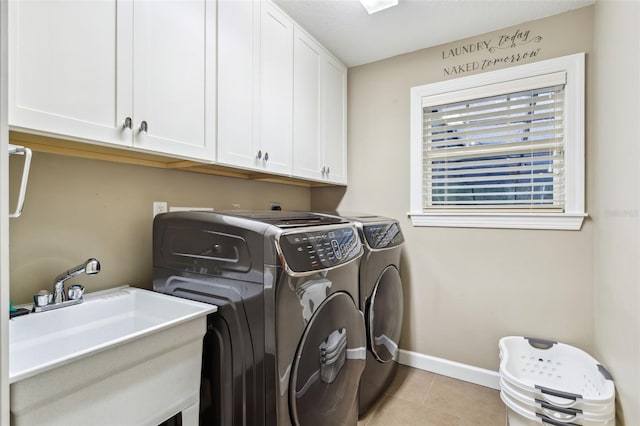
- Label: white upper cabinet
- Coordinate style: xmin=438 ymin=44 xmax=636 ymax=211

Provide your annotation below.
xmin=320 ymin=55 xmax=347 ymax=184
xmin=9 ymin=0 xmax=216 ymax=161
xmin=9 ymin=0 xmax=131 ymax=147
xmin=216 ymin=0 xmax=259 ymax=169
xmin=217 ymin=0 xmax=293 ymax=175
xmin=132 ymin=0 xmax=215 ymax=159
xmin=292 ymin=28 xmax=347 ymax=185
xmin=10 ymin=0 xmax=345 ymax=184
xmin=292 ymin=29 xmax=323 ymax=181
xmin=257 ymin=2 xmax=293 ymax=175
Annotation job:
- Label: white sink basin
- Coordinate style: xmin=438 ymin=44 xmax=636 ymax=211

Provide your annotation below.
xmin=9 ymin=286 xmax=216 ymax=426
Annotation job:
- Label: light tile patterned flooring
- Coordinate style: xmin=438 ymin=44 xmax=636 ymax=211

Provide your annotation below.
xmin=358 ymin=365 xmax=507 ymax=426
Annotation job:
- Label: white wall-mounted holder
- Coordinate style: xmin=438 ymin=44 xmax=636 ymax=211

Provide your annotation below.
xmin=8 ymin=144 xmax=31 ymax=218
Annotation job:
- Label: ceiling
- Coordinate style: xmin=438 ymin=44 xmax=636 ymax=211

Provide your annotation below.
xmin=272 ymin=0 xmax=594 ymax=67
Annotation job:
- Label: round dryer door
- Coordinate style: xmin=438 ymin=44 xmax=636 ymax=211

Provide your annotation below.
xmin=290 ymin=292 xmax=366 ymax=426
xmin=368 ymin=265 xmax=403 ymax=362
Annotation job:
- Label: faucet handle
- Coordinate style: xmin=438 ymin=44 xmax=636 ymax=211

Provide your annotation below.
xmin=68 ymin=284 xmax=85 ymax=301
xmin=34 ymin=290 xmax=53 ymax=307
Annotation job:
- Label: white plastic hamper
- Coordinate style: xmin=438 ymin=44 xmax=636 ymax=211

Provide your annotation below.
xmin=501 ymin=378 xmax=614 ymax=421
xmin=501 ymin=392 xmax=615 ymax=426
xmin=499 ymin=336 xmax=615 ymax=426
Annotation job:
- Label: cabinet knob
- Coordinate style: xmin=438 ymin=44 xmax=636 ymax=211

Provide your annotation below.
xmin=264 ymin=152 xmax=269 ymax=162
xmin=122 ymin=117 xmax=132 ymax=130
xmin=326 ymin=166 xmax=330 ymax=175
xmin=256 ymin=150 xmax=262 ymax=160
xmin=139 ymin=121 xmax=148 ymax=133
xmin=321 ymin=166 xmax=326 ymax=175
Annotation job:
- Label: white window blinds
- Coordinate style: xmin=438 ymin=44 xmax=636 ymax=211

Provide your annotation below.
xmin=422 ymin=72 xmax=566 ymax=212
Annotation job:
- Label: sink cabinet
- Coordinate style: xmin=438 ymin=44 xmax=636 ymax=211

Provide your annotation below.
xmin=9 ymin=0 xmax=216 ymax=161
xmin=11 ymin=319 xmax=205 ymax=426
xmin=9 ymin=287 xmax=216 ymax=426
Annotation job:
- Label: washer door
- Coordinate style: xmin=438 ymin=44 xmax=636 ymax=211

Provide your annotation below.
xmin=290 ymin=292 xmax=366 ymax=426
xmin=368 ymin=265 xmax=403 ymax=362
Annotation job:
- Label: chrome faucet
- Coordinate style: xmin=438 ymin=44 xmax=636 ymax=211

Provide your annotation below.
xmin=32 ymin=258 xmax=101 ymax=313
xmin=52 ymin=258 xmax=101 ymax=303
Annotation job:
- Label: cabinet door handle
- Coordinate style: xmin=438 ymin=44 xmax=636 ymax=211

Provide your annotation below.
xmin=256 ymin=150 xmax=262 ymax=160
xmin=264 ymin=152 xmax=269 ymax=162
xmin=326 ymin=167 xmax=330 ymax=175
xmin=122 ymin=117 xmax=132 ymax=130
xmin=321 ymin=166 xmax=326 ymax=175
xmin=139 ymin=121 xmax=148 ymax=133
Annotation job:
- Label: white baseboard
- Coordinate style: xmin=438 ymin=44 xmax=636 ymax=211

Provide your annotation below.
xmin=397 ymin=349 xmax=500 ymax=390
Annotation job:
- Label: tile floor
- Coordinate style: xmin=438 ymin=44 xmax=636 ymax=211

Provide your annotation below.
xmin=358 ymin=365 xmax=507 ymax=426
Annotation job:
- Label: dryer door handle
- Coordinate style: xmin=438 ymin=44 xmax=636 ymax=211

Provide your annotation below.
xmin=319 ymin=328 xmax=347 ymax=384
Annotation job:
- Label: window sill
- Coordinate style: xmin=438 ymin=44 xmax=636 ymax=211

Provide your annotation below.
xmin=408 ymin=212 xmax=587 ymax=230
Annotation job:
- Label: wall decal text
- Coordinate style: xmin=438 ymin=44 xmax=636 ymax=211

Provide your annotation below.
xmin=441 ymin=29 xmax=543 ymax=77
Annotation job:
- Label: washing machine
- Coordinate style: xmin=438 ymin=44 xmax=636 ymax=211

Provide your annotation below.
xmin=324 ymin=213 xmax=405 ymax=415
xmin=153 ymin=210 xmax=367 ymax=426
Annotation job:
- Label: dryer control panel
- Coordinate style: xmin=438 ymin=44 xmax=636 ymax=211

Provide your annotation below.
xmin=279 ymin=226 xmax=362 ymax=273
xmin=363 ymin=222 xmax=404 ymax=250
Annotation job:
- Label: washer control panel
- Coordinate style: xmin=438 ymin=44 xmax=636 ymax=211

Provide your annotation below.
xmin=279 ymin=227 xmax=362 ymax=273
xmin=363 ymin=222 xmax=404 ymax=249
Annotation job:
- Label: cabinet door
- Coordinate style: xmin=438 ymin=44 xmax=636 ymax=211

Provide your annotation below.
xmin=9 ymin=0 xmax=132 ymax=147
xmin=132 ymin=0 xmax=215 ymax=161
xmin=258 ymin=2 xmax=293 ymax=175
xmin=292 ymin=28 xmax=323 ymax=181
xmin=217 ymin=0 xmax=260 ymax=169
xmin=0 ymin=0 xmax=8 ymax=423
xmin=321 ymin=56 xmax=347 ymax=184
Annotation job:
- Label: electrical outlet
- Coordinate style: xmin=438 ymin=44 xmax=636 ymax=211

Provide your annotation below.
xmin=153 ymin=201 xmax=168 ymax=218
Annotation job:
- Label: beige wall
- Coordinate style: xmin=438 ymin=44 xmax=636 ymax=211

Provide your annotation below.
xmin=593 ymin=1 xmax=640 ymax=425
xmin=9 ymin=152 xmax=310 ymax=304
xmin=312 ymin=6 xmax=595 ymax=370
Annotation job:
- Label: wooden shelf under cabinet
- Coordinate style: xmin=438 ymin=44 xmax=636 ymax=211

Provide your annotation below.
xmin=9 ymin=131 xmax=336 ymax=189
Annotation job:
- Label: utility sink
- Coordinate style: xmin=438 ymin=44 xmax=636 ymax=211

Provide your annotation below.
xmin=9 ymin=286 xmax=216 ymax=426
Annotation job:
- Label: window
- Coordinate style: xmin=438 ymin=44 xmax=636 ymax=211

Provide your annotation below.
xmin=409 ymin=53 xmax=586 ymax=230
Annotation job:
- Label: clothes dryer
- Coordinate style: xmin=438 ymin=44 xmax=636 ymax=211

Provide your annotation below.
xmin=325 ymin=213 xmax=405 ymax=415
xmin=153 ymin=211 xmax=366 ymax=426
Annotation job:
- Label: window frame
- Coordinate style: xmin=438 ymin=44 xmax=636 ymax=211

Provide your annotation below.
xmin=409 ymin=53 xmax=586 ymax=230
